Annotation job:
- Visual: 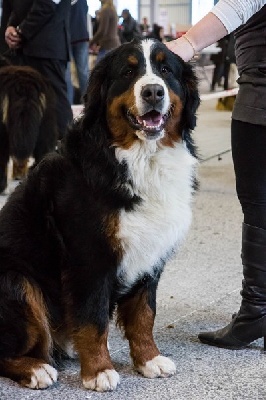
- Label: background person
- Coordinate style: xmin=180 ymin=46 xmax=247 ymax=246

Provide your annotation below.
xmin=147 ymin=23 xmax=164 ymax=42
xmin=119 ymin=8 xmax=142 ymax=43
xmin=66 ymin=0 xmax=90 ymax=104
xmin=139 ymin=16 xmax=150 ymax=37
xmin=90 ymin=0 xmax=120 ymax=64
xmin=4 ymin=0 xmax=73 ymax=140
xmin=167 ymin=0 xmax=266 ymax=350
xmin=0 ymin=0 xmax=10 ymax=55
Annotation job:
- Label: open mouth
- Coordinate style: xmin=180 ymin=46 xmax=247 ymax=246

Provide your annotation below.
xmin=126 ymin=109 xmax=168 ymax=137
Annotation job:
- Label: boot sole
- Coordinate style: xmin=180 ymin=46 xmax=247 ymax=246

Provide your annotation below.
xmin=198 ymin=337 xmax=247 ymax=350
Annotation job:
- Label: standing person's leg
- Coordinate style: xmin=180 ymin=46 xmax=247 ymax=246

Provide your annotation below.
xmin=23 ymin=56 xmax=73 ymax=140
xmin=223 ymin=61 xmax=231 ymax=90
xmin=66 ymin=61 xmax=74 ymax=105
xmin=66 ymin=45 xmax=74 ymax=105
xmin=198 ymin=119 xmax=266 ymax=349
xmin=211 ymin=62 xmax=223 ymax=91
xmin=72 ymin=41 xmax=89 ymax=100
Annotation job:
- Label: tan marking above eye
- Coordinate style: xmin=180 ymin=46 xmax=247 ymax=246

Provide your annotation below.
xmin=156 ymin=52 xmax=165 ymax=63
xmin=127 ymin=55 xmax=138 ymax=65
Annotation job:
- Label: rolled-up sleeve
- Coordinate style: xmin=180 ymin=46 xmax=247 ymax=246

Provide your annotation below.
xmin=211 ymin=0 xmax=266 ymax=33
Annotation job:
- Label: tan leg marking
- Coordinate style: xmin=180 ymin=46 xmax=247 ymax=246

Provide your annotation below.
xmin=117 ymin=289 xmax=160 ymax=366
xmin=117 ymin=290 xmax=176 ymax=378
xmin=73 ymin=325 xmax=120 ymax=391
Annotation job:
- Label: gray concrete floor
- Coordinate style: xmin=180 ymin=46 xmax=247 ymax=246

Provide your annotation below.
xmin=1 ymin=80 xmax=264 ymax=400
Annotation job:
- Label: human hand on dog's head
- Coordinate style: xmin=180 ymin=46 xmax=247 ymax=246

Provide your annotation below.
xmin=5 ymin=26 xmax=22 ymax=49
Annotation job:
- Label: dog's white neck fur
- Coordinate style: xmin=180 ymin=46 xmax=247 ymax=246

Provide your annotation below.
xmin=115 ymin=141 xmax=197 ymax=290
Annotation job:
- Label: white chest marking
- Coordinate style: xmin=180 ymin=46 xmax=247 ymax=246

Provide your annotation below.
xmin=115 ymin=141 xmax=197 ymax=289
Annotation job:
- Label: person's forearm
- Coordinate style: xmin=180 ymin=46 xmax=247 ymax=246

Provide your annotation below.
xmin=166 ymin=0 xmax=266 ymax=62
xmin=167 ymin=12 xmax=227 ymax=62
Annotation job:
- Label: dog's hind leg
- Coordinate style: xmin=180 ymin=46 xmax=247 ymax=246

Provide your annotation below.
xmin=117 ymin=280 xmax=176 ymax=379
xmin=0 ymin=273 xmax=57 ymax=389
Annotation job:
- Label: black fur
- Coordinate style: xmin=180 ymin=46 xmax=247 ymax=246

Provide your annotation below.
xmin=0 ymin=40 xmax=200 ymax=390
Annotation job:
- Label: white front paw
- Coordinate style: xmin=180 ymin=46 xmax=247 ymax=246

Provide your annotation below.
xmin=83 ymin=369 xmax=120 ymax=392
xmin=136 ymin=355 xmax=176 ymax=378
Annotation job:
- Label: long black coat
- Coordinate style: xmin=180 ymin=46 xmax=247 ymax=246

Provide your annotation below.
xmin=6 ymin=0 xmax=71 ymax=61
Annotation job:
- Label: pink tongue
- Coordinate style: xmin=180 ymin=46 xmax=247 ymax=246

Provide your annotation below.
xmin=138 ymin=112 xmax=162 ymax=126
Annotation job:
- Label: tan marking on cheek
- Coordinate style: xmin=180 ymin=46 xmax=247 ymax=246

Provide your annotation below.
xmin=107 ymin=88 xmax=139 ymax=149
xmin=104 ymin=212 xmax=123 ymax=260
xmin=22 ymin=280 xmax=52 ymax=360
xmin=73 ymin=325 xmax=113 ymax=379
xmin=117 ymin=291 xmax=159 ymax=366
xmin=127 ymin=55 xmax=138 ymax=65
xmin=156 ymin=51 xmax=165 ymax=63
xmin=160 ymin=91 xmax=184 ymax=147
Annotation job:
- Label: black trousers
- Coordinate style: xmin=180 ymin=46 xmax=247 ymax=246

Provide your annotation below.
xmin=232 ymin=119 xmax=266 ymax=230
xmin=22 ymin=56 xmax=73 ymax=139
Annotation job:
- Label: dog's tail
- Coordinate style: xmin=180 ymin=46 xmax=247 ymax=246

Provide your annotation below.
xmin=3 ymin=91 xmax=46 ymax=160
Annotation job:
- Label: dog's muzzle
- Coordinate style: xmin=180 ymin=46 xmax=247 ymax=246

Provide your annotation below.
xmin=127 ymin=84 xmax=170 ymax=139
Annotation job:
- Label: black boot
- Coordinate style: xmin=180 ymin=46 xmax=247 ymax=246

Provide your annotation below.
xmin=198 ymin=223 xmax=266 ymax=349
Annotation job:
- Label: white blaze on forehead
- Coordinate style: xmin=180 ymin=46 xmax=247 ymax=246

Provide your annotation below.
xmin=134 ymin=40 xmax=170 ymax=115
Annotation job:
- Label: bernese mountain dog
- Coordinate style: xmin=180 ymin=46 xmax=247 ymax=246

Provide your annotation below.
xmin=0 ymin=39 xmax=199 ymax=391
xmin=0 ymin=57 xmax=58 ymax=195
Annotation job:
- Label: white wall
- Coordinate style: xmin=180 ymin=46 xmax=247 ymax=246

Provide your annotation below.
xmin=192 ymin=0 xmax=214 ymax=24
xmin=116 ymin=0 xmax=138 ymax=19
xmin=88 ymin=1 xmax=215 ymax=29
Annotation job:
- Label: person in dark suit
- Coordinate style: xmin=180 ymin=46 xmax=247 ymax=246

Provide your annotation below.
xmin=120 ymin=9 xmax=142 ymax=43
xmin=0 ymin=0 xmax=10 ymax=55
xmin=4 ymin=0 xmax=73 ymax=139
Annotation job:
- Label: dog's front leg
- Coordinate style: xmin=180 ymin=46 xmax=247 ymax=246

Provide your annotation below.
xmin=117 ymin=280 xmax=176 ymax=378
xmin=73 ymin=324 xmax=120 ymax=391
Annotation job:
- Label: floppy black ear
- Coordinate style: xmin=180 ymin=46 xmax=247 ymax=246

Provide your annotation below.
xmin=180 ymin=61 xmax=200 ymax=134
xmin=82 ymin=53 xmax=115 ymax=126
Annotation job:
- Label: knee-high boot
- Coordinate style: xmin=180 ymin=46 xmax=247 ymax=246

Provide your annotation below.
xmin=198 ymin=223 xmax=266 ymax=349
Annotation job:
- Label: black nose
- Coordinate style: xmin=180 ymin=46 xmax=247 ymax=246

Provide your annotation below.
xmin=141 ymin=84 xmax=164 ymax=106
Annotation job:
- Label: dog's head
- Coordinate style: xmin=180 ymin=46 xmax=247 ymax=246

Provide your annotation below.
xmin=83 ymin=39 xmax=199 ymax=152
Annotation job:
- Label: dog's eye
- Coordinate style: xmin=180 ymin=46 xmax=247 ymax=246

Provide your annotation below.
xmin=161 ymin=65 xmax=171 ymax=75
xmin=124 ymin=69 xmax=134 ymax=78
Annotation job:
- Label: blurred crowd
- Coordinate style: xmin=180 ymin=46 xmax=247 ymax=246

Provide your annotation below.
xmin=0 ymin=0 xmax=238 ymax=133
xmin=0 ymin=0 xmax=174 ymax=139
